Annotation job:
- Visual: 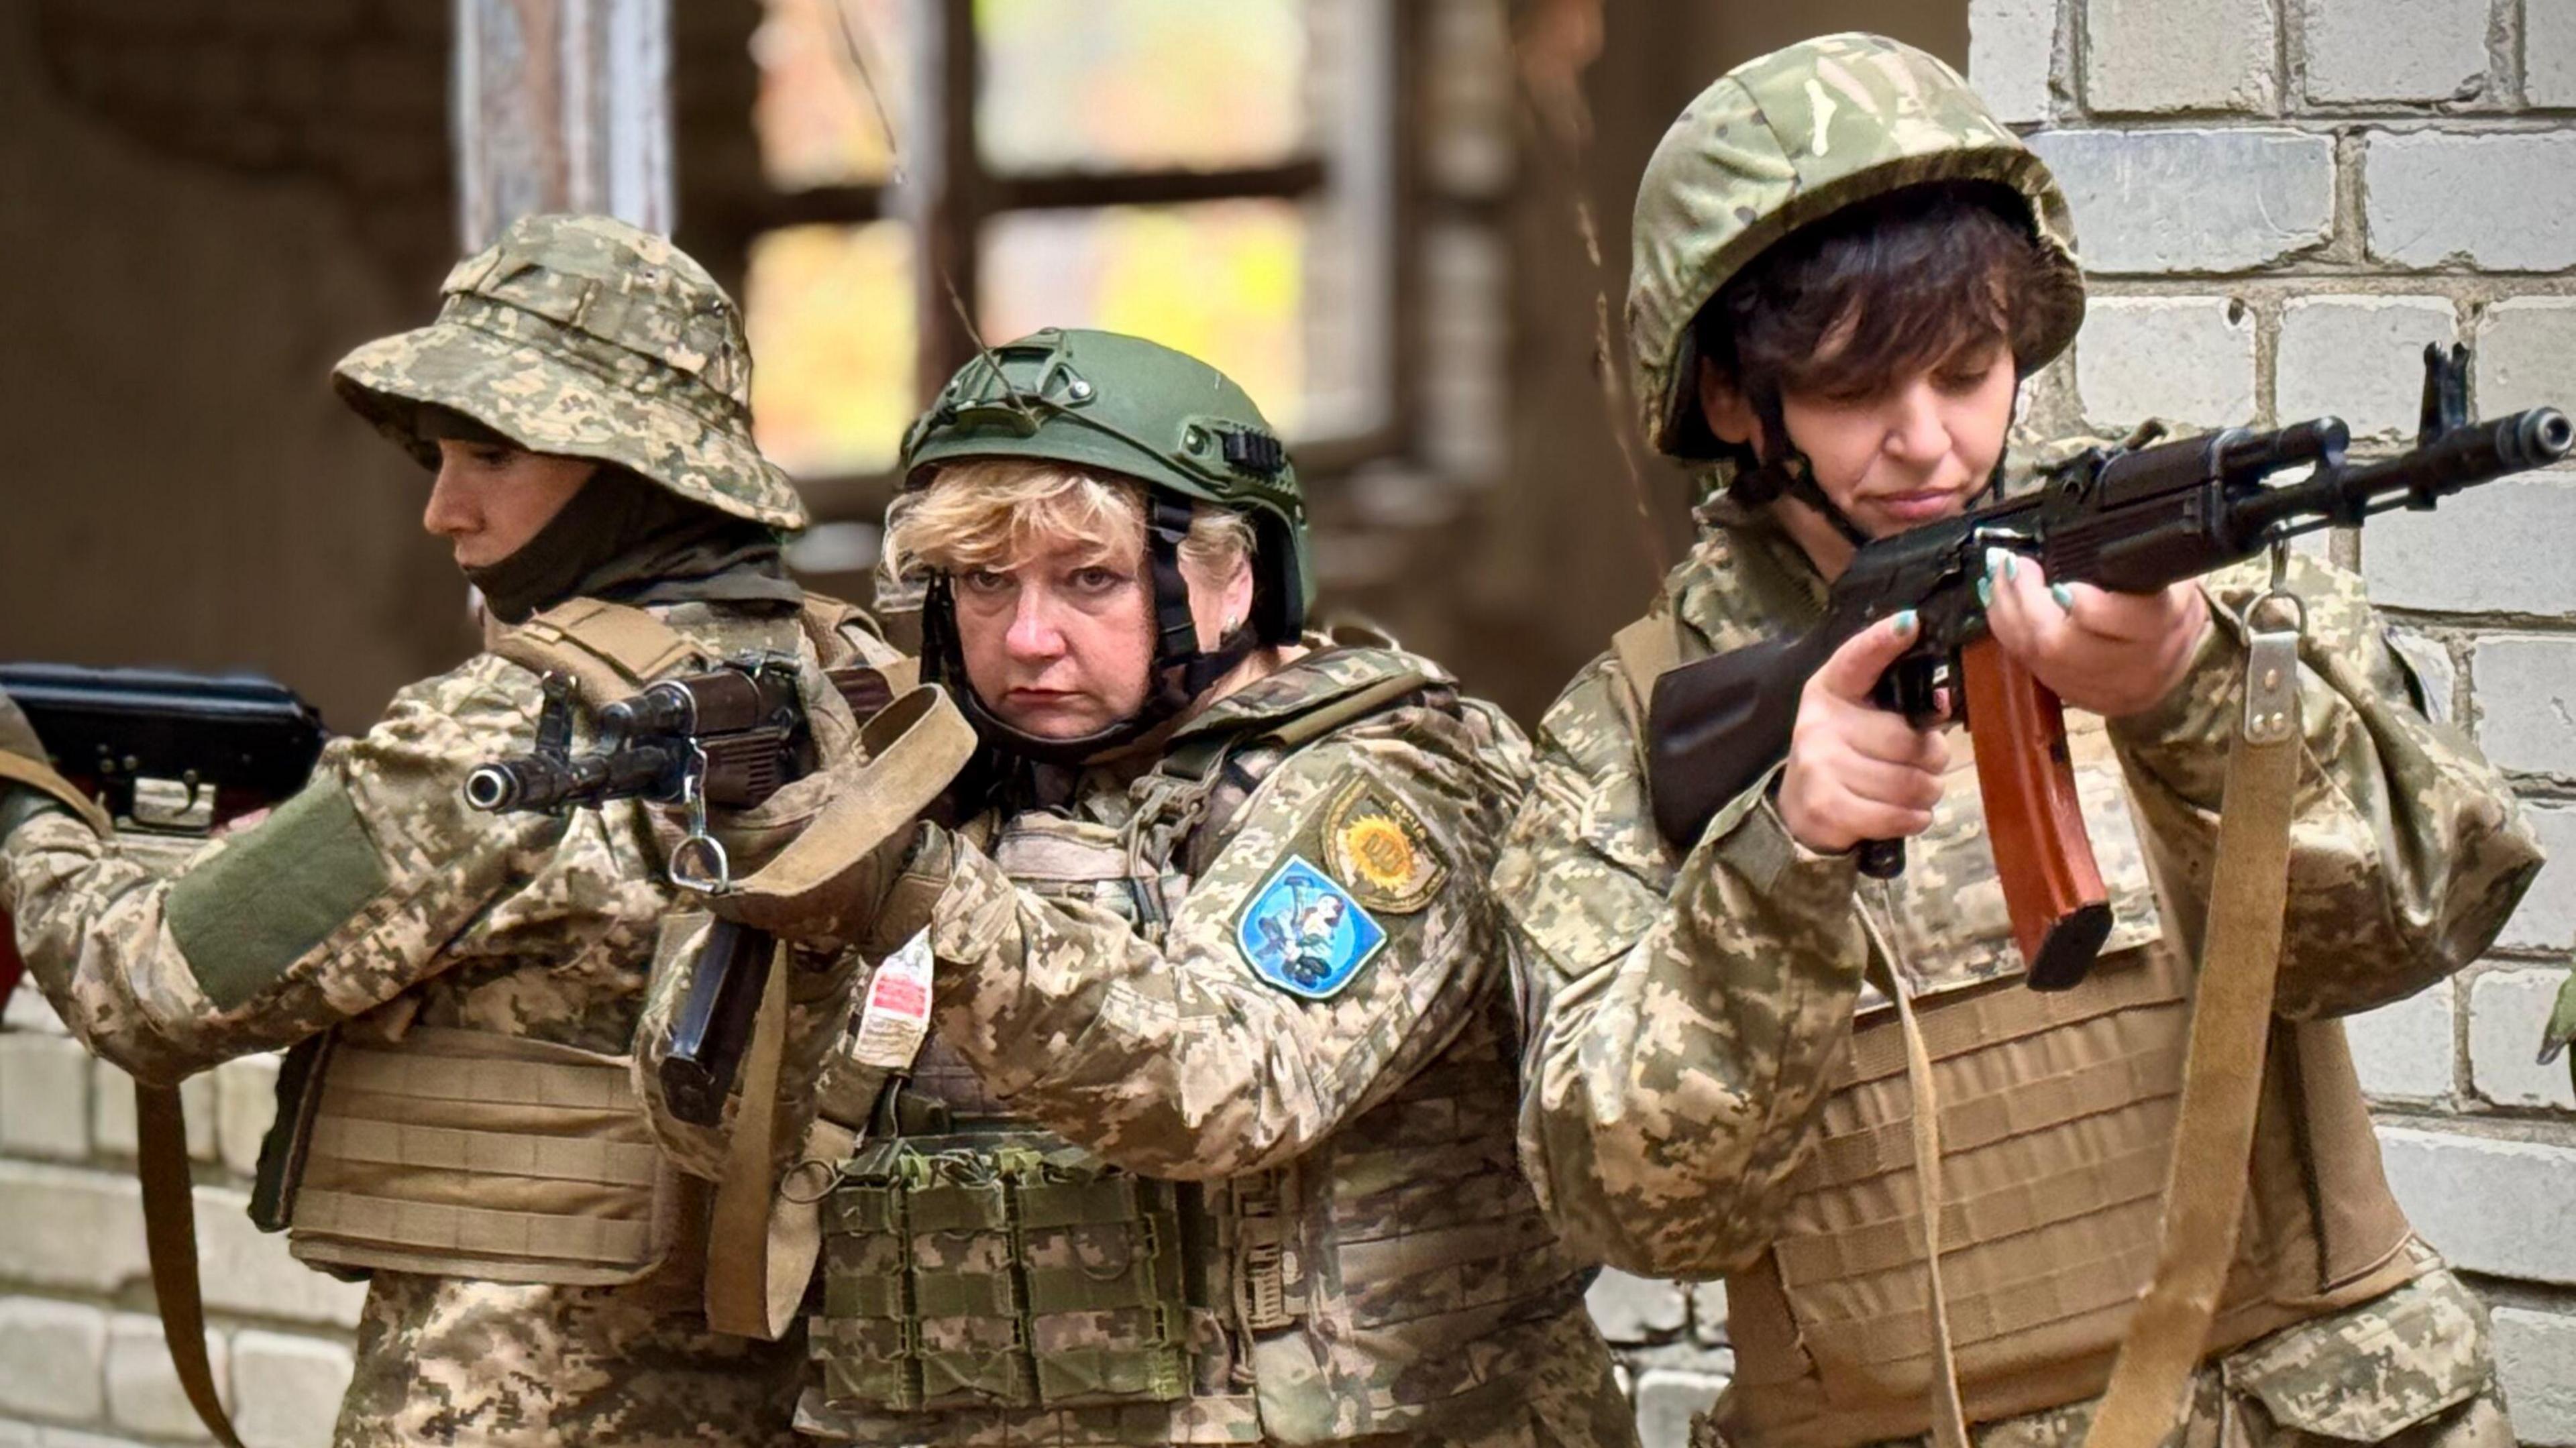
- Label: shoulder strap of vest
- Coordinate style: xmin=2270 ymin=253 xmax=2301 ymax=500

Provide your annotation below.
xmin=794 ymin=592 xmax=901 ymax=671
xmin=1157 ymin=663 xmax=1439 ymax=877
xmin=487 ymin=598 xmax=707 ymax=706
xmin=1609 ymin=611 xmax=1686 ymax=728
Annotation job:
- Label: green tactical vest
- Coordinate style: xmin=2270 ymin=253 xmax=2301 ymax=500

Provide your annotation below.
xmin=799 ymin=647 xmax=1596 ymax=1448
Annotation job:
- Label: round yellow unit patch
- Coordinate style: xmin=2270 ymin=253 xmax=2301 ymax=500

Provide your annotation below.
xmin=1320 ymin=779 xmax=1445 ymax=913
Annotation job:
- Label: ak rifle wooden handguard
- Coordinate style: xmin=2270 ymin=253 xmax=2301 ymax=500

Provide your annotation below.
xmin=1960 ymin=638 xmax=2114 ymax=989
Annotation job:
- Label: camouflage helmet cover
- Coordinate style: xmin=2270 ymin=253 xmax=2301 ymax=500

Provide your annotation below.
xmin=1628 ymin=32 xmax=2086 ymax=460
xmin=332 ymin=213 xmax=808 ymax=531
xmin=901 ymin=327 xmax=1314 ymax=616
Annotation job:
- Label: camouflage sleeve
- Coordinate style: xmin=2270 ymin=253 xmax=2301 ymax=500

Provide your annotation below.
xmin=914 ymin=710 xmax=1523 ymax=1180
xmin=1497 ymin=657 xmax=1870 ymax=1279
xmin=2108 ymin=552 xmax=2541 ymax=1019
xmin=0 ymin=654 xmax=562 ymax=1084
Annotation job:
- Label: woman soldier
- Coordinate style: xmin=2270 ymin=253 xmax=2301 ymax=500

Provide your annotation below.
xmin=1499 ymin=33 xmax=2537 ymax=1448
xmin=654 ymin=328 xmax=1639 ymax=1448
xmin=0 ymin=213 xmax=897 ymax=1447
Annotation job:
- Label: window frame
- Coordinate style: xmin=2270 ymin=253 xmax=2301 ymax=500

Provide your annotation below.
xmin=686 ymin=0 xmax=1424 ymax=526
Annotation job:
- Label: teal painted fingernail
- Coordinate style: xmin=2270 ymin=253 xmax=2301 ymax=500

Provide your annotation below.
xmin=2051 ymin=583 xmax=2074 ymax=611
xmin=1984 ymin=545 xmax=2006 ymax=578
xmin=1894 ymin=609 xmax=1918 ymax=638
xmin=1977 ymin=575 xmax=1994 ymax=608
xmin=2005 ymin=554 xmax=2021 ymax=580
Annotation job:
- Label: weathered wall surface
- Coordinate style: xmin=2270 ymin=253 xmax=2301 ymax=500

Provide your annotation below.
xmin=0 ymin=0 xmax=471 ymax=730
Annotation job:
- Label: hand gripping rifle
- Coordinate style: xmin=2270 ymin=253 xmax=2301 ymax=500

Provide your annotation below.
xmin=0 ymin=663 xmax=329 ymax=1004
xmin=466 ymin=657 xmax=897 ymax=1126
xmin=1644 ymin=344 xmax=2571 ymax=991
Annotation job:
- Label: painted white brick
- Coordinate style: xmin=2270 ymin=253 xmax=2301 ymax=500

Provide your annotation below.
xmin=34 ymin=1431 xmax=152 ymax=1448
xmin=1969 ymin=0 xmax=2055 ymax=124
xmin=213 ymin=1054 xmax=280 ymax=1178
xmin=1633 ymin=1368 xmax=1729 ymax=1448
xmin=2475 ymin=297 xmax=2576 ymax=419
xmin=0 ymin=1162 xmax=146 ymax=1294
xmin=0 ymin=1423 xmax=33 ymax=1448
xmin=0 ymin=1034 xmax=91 ymax=1162
xmin=2469 ymin=634 xmax=2576 ymax=777
xmin=2027 ymin=130 xmax=2334 ymax=274
xmin=2346 ymin=982 xmax=2457 ymax=1101
xmin=2363 ymin=480 xmax=2576 ymax=617
xmin=2365 ymin=130 xmax=2576 ymax=271
xmin=105 ymin=1313 xmax=225 ymax=1441
xmin=2385 ymin=626 xmax=2459 ymax=724
xmin=2500 ymin=803 xmax=2576 ymax=952
xmin=227 ymin=1332 xmax=353 ymax=1448
xmin=2532 ymin=1 xmax=2576 ymax=107
xmin=2496 ymin=1306 xmax=2576 ymax=1446
xmin=1689 ymin=1280 xmax=1729 ymax=1345
xmin=1586 ymin=1268 xmax=1687 ymax=1343
xmin=2084 ymin=0 xmax=2277 ymax=113
xmin=2300 ymin=0 xmax=2491 ymax=102
xmin=4 ymin=990 xmax=66 ymax=1035
xmin=90 ymin=1064 xmax=217 ymax=1164
xmin=2277 ymin=296 xmax=2458 ymax=442
xmin=2469 ymin=968 xmax=2576 ymax=1109
xmin=2375 ymin=1125 xmax=2576 ymax=1284
xmin=0 ymin=1297 xmax=109 ymax=1422
xmin=2074 ymin=297 xmax=2257 ymax=431
xmin=191 ymin=1185 xmax=366 ymax=1329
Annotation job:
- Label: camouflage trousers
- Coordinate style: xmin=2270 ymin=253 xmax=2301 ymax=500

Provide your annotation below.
xmin=333 ymin=1271 xmax=807 ymax=1447
xmin=1694 ymin=1269 xmax=2509 ymax=1448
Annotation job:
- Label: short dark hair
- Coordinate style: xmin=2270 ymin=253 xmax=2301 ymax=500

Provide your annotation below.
xmin=1692 ymin=181 xmax=2054 ymax=414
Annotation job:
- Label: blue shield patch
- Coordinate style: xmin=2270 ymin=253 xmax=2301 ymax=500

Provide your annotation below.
xmin=1236 ymin=854 xmax=1385 ymax=1001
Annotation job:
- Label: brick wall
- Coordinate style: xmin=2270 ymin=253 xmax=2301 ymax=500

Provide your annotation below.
xmin=0 ymin=991 xmax=363 ymax=1448
xmin=1966 ymin=0 xmax=2576 ymax=1433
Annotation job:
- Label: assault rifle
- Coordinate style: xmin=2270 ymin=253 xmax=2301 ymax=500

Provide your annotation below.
xmin=0 ymin=663 xmax=329 ymax=1003
xmin=1645 ymin=344 xmax=2571 ymax=991
xmin=467 ymin=657 xmax=898 ymax=1125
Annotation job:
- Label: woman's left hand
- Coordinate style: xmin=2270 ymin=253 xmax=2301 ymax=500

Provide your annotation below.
xmin=1981 ymin=547 xmax=2211 ymax=718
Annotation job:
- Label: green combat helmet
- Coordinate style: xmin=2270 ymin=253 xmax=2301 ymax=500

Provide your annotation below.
xmin=1627 ymin=32 xmax=2087 ymax=476
xmin=332 ymin=213 xmax=808 ymax=533
xmin=900 ymin=327 xmax=1309 ymax=762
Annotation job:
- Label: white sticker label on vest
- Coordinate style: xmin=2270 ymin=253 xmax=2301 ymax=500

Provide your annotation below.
xmin=850 ymin=930 xmax=935 ymax=1070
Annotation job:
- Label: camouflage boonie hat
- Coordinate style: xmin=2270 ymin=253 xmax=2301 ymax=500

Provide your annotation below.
xmin=333 ymin=213 xmax=807 ymax=531
xmin=1629 ymin=33 xmax=2086 ymax=461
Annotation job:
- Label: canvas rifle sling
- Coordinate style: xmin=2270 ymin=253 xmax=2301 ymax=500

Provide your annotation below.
xmin=2080 ymin=602 xmax=2307 ymax=1448
xmin=138 ymin=1081 xmax=246 ymax=1448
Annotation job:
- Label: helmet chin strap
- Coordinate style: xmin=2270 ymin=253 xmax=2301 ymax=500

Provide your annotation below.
xmin=1733 ymin=386 xmax=1872 ymax=549
xmin=923 ymin=494 xmax=1257 ymax=768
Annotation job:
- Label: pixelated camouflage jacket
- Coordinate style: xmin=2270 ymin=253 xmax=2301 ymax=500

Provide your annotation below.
xmin=0 ymin=596 xmax=894 ymax=1448
xmin=1496 ymin=506 xmax=2540 ymax=1284
xmin=794 ymin=643 xmax=1633 ymax=1448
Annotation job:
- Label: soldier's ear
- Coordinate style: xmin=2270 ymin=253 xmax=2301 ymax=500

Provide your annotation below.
xmin=1697 ymin=357 xmax=1758 ymax=447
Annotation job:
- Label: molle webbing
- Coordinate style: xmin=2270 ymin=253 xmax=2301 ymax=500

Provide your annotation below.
xmin=284 ymin=1027 xmax=678 ymax=1285
xmin=816 ymin=1134 xmax=1189 ymax=1413
xmin=488 ymin=597 xmax=706 ymax=706
xmin=1725 ymin=953 xmax=2197 ymax=1441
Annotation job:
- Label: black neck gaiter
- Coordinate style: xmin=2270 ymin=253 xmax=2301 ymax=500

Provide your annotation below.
xmin=464 ymin=465 xmax=804 ymax=625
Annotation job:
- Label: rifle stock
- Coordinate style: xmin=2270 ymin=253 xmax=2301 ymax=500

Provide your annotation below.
xmin=0 ymin=666 xmax=327 ymax=1010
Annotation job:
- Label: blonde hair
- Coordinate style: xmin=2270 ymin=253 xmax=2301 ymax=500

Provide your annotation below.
xmin=888 ymin=457 xmax=1256 ymax=589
